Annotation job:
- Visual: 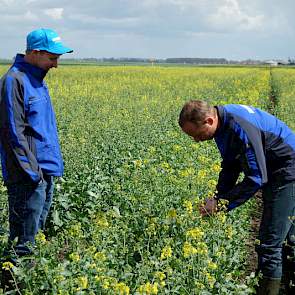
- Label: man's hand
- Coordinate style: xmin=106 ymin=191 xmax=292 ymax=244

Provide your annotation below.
xmin=199 ymin=197 xmax=218 ymax=216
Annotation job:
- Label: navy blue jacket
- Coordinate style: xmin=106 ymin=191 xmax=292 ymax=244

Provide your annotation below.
xmin=0 ymin=54 xmax=63 ymax=184
xmin=214 ymin=104 xmax=295 ymax=210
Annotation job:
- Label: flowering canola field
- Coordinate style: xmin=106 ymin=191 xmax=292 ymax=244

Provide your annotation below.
xmin=0 ymin=65 xmax=293 ymax=294
xmin=269 ymin=68 xmax=295 ymax=129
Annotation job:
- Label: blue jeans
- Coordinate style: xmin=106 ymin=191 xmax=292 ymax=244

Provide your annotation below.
xmin=256 ymin=181 xmax=295 ymax=278
xmin=5 ymin=175 xmax=54 ymax=257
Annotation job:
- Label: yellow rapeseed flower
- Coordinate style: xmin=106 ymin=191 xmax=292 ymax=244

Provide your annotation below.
xmin=196 ymin=242 xmax=208 ymax=255
xmin=186 ymin=227 xmax=204 ymax=240
xmin=195 ymin=281 xmax=205 ymax=290
xmin=77 ymin=276 xmax=88 ymax=289
xmin=160 ymin=245 xmax=172 ymax=260
xmin=212 ymin=164 xmax=221 ymax=172
xmin=183 ymin=242 xmax=198 ymax=258
xmin=205 ymin=272 xmax=216 ymax=288
xmin=69 ymin=252 xmax=80 ymax=262
xmin=95 ymin=275 xmax=116 ymax=290
xmin=207 ymin=260 xmax=218 ymax=270
xmin=148 ymin=146 xmax=156 ymax=154
xmin=138 ymin=282 xmax=158 ymax=295
xmin=191 ymin=143 xmax=199 ymax=150
xmin=217 ymin=212 xmax=227 ymax=224
xmin=134 ymin=159 xmax=143 ymax=168
xmin=154 ymin=271 xmax=166 ymax=281
xmin=53 ymin=275 xmax=65 ymax=284
xmin=183 ymin=200 xmax=193 ymax=214
xmin=35 ymin=231 xmax=46 ymax=244
xmin=179 ymin=167 xmax=195 ymax=178
xmin=207 ymin=179 xmax=217 ymax=190
xmin=94 ymin=251 xmax=107 ymax=261
xmin=95 ymin=215 xmax=109 ymax=228
xmin=217 ymin=199 xmax=229 ymax=211
xmin=2 ymin=261 xmax=14 ymax=270
xmin=68 ymin=222 xmax=82 ymax=237
xmin=197 ymin=155 xmax=207 ymax=164
xmin=160 ymin=162 xmax=173 ymax=174
xmin=167 ymin=208 xmax=177 ymax=219
xmin=226 ymin=225 xmax=233 ymax=239
xmin=147 ymin=223 xmax=156 ymax=235
xmin=88 ymin=263 xmax=97 ymax=269
xmin=173 ymin=144 xmax=182 ymax=152
xmin=197 ymin=169 xmax=207 ymax=179
xmin=215 ymin=246 xmax=224 ymax=258
xmin=113 ymin=282 xmax=130 ymax=295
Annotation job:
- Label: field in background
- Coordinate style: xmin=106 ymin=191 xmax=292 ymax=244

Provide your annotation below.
xmin=0 ymin=65 xmax=293 ymax=294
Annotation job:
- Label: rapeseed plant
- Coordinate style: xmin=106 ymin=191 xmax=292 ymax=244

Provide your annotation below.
xmin=160 ymin=245 xmax=172 ymax=260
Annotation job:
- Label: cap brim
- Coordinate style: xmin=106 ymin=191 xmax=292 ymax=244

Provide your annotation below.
xmin=46 ymin=44 xmax=73 ymax=55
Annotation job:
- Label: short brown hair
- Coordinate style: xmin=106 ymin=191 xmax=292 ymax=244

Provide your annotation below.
xmin=178 ymin=100 xmax=215 ymax=127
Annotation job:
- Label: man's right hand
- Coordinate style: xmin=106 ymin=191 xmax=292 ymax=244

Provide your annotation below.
xmin=199 ymin=197 xmax=218 ymax=216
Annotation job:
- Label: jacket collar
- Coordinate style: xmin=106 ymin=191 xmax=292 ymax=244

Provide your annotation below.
xmin=214 ymin=105 xmax=227 ymax=138
xmin=13 ymin=54 xmax=47 ymax=81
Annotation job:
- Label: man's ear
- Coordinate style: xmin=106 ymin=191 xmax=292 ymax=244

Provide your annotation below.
xmin=205 ymin=116 xmax=214 ymax=126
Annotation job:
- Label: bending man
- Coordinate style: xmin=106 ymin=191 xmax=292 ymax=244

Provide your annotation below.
xmin=179 ymin=100 xmax=295 ymax=295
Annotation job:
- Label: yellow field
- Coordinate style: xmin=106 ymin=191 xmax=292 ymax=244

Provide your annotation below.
xmin=0 ymin=65 xmax=294 ymax=294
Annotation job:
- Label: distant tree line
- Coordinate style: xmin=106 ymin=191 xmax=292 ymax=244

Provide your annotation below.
xmin=59 ymin=57 xmax=233 ymax=64
xmin=2 ymin=56 xmax=295 ymax=66
xmin=165 ymin=58 xmax=228 ymax=64
xmin=91 ymin=57 xmax=231 ymax=64
xmin=61 ymin=57 xmax=294 ymax=65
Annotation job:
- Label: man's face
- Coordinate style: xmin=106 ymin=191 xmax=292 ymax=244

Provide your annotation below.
xmin=33 ymin=51 xmax=60 ymax=71
xmin=181 ymin=120 xmax=215 ymax=142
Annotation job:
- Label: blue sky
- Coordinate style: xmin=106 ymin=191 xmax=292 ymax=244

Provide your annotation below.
xmin=0 ymin=0 xmax=294 ymax=60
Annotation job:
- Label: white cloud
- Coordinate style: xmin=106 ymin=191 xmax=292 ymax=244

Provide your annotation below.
xmin=69 ymin=14 xmax=139 ymax=26
xmin=185 ymin=31 xmax=217 ymax=37
xmin=0 ymin=0 xmax=294 ymax=59
xmin=0 ymin=11 xmax=38 ymax=22
xmin=140 ymin=0 xmax=208 ymax=13
xmin=99 ymin=17 xmax=140 ymax=25
xmin=68 ymin=13 xmax=98 ymax=24
xmin=1 ymin=0 xmax=15 ymax=5
xmin=208 ymin=0 xmax=265 ymax=31
xmin=24 ymin=10 xmax=39 ymax=21
xmin=44 ymin=8 xmax=63 ymax=20
xmin=141 ymin=0 xmax=205 ymax=7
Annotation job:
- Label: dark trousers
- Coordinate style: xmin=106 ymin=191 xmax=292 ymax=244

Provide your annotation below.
xmin=4 ymin=175 xmax=54 ymax=257
xmin=256 ymin=181 xmax=295 ymax=278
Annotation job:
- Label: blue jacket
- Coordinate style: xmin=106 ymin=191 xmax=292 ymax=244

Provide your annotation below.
xmin=214 ymin=104 xmax=295 ymax=210
xmin=0 ymin=54 xmax=63 ymax=184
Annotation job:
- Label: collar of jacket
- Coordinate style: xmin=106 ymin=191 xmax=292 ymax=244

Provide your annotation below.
xmin=13 ymin=54 xmax=48 ymax=81
xmin=214 ymin=105 xmax=227 ymax=138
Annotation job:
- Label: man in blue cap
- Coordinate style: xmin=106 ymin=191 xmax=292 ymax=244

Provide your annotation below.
xmin=0 ymin=28 xmax=73 ymax=289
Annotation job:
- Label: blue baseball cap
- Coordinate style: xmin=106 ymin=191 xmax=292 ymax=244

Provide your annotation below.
xmin=26 ymin=28 xmax=73 ymax=55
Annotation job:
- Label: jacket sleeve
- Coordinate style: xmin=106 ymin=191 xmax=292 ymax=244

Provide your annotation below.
xmin=216 ymin=126 xmax=263 ymax=211
xmin=216 ymin=158 xmax=241 ymax=196
xmin=2 ymin=75 xmax=42 ymax=182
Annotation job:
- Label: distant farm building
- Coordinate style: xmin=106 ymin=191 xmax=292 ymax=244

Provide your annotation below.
xmin=264 ymin=60 xmax=278 ymax=66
